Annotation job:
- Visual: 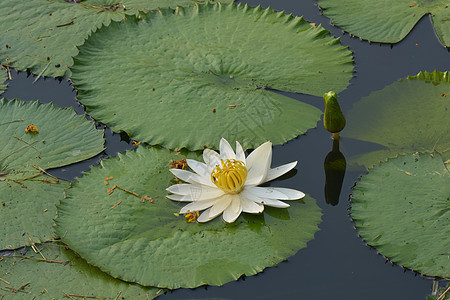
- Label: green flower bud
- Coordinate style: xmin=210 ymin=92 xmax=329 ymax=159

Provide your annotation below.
xmin=323 ymin=91 xmax=346 ymax=136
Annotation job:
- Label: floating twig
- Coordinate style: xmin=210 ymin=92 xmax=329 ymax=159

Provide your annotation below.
xmin=104 ymin=176 xmax=113 ymax=185
xmin=1 ymin=63 xmax=13 ymax=80
xmin=3 ymin=286 xmax=28 ymax=294
xmin=63 ymin=292 xmax=107 ymax=299
xmin=14 ymin=136 xmax=40 ymax=153
xmin=32 ymin=165 xmax=59 ymax=182
xmin=10 ymin=255 xmax=68 ymax=265
xmin=115 ymin=185 xmax=140 ymax=197
xmin=56 ymin=20 xmax=74 ymax=28
xmin=110 ymin=200 xmax=122 ymax=209
xmin=107 ymin=185 xmax=153 ymax=204
xmin=0 ymin=119 xmax=24 ymax=127
xmin=26 ymin=233 xmax=46 ymax=260
xmin=33 ymin=61 xmax=51 ymax=83
xmin=437 ymin=286 xmax=450 ymax=300
xmin=113 ymin=291 xmax=122 ymax=300
xmin=0 ymin=142 xmax=38 ymax=164
xmin=0 ymin=278 xmax=10 ymax=285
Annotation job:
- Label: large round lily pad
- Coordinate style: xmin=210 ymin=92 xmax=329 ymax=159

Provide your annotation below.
xmin=318 ymin=0 xmax=450 ymax=47
xmin=0 ymin=0 xmax=231 ymax=77
xmin=0 ymin=98 xmax=104 ymax=170
xmin=0 ymin=99 xmax=104 ymax=250
xmin=56 ymin=146 xmax=322 ymax=289
xmin=343 ymin=70 xmax=450 ymax=168
xmin=71 ymin=2 xmax=353 ymax=150
xmin=351 ymin=152 xmax=450 ymax=278
xmin=0 ymin=242 xmax=161 ymax=299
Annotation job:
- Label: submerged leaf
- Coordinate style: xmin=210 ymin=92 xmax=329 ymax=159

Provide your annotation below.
xmin=351 ymin=152 xmax=450 ymax=278
xmin=71 ymin=2 xmax=353 ymax=150
xmin=56 ymin=146 xmax=322 ymax=288
xmin=318 ymin=0 xmax=450 ymax=47
xmin=343 ymin=70 xmax=450 ymax=168
xmin=0 ymin=242 xmax=161 ymax=299
xmin=0 ymin=0 xmax=232 ymax=77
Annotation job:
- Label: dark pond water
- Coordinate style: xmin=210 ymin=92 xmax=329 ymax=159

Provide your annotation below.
xmin=1 ymin=0 xmax=449 ymax=299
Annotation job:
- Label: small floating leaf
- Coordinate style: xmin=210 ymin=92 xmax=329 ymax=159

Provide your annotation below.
xmin=343 ymin=70 xmax=450 ymax=168
xmin=351 ymin=152 xmax=450 ymax=278
xmin=0 ymin=242 xmax=161 ymax=299
xmin=56 ymin=146 xmax=322 ymax=288
xmin=0 ymin=99 xmax=104 ymax=170
xmin=318 ymin=0 xmax=450 ymax=47
xmin=71 ymin=2 xmax=353 ymax=150
xmin=0 ymin=0 xmax=232 ymax=77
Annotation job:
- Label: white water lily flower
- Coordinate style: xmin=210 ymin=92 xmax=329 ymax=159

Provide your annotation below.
xmin=166 ymin=138 xmax=305 ymax=223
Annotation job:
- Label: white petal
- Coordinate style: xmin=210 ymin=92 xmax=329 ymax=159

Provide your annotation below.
xmin=203 ymin=148 xmax=220 ymax=167
xmin=219 ymin=138 xmax=236 ymax=160
xmin=222 ymin=195 xmax=242 ymax=223
xmin=271 ymin=187 xmax=305 ymax=200
xmin=246 ymin=141 xmax=271 ymax=169
xmin=197 ymin=207 xmax=215 ymax=223
xmin=245 ymin=186 xmax=291 ymax=200
xmin=209 ymin=194 xmax=232 ymax=218
xmin=239 ymin=194 xmax=264 ymax=214
xmin=167 ymin=184 xmax=224 ymax=201
xmin=186 ymin=159 xmax=210 ymax=178
xmin=170 ymin=169 xmax=215 ymax=187
xmin=260 ymin=199 xmax=290 ymax=208
xmin=180 ymin=199 xmax=216 ymax=214
xmin=245 ymin=141 xmax=272 ymax=186
xmin=166 ymin=194 xmax=185 ymax=201
xmin=264 ymin=161 xmax=297 ymax=182
xmin=235 ymin=141 xmax=246 ymax=163
xmin=241 ymin=189 xmax=290 ymax=208
xmin=166 ymin=183 xmax=194 ymax=195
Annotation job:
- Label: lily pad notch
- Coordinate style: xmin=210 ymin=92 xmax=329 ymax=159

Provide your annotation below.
xmin=70 ymin=1 xmax=353 ymax=151
xmin=318 ymin=0 xmax=450 ymax=47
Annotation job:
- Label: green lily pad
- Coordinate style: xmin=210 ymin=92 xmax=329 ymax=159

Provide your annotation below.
xmin=351 ymin=152 xmax=450 ymax=278
xmin=0 ymin=0 xmax=232 ymax=77
xmin=318 ymin=0 xmax=450 ymax=47
xmin=0 ymin=173 xmax=68 ymax=250
xmin=343 ymin=70 xmax=450 ymax=168
xmin=56 ymin=146 xmax=322 ymax=288
xmin=0 ymin=242 xmax=161 ymax=299
xmin=0 ymin=70 xmax=6 ymax=93
xmin=0 ymin=98 xmax=104 ymax=170
xmin=0 ymin=99 xmax=104 ymax=250
xmin=71 ymin=2 xmax=353 ymax=150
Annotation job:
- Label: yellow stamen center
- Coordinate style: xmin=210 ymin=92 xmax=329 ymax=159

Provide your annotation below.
xmin=211 ymin=159 xmax=247 ymax=194
xmin=185 ymin=211 xmax=199 ymax=223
